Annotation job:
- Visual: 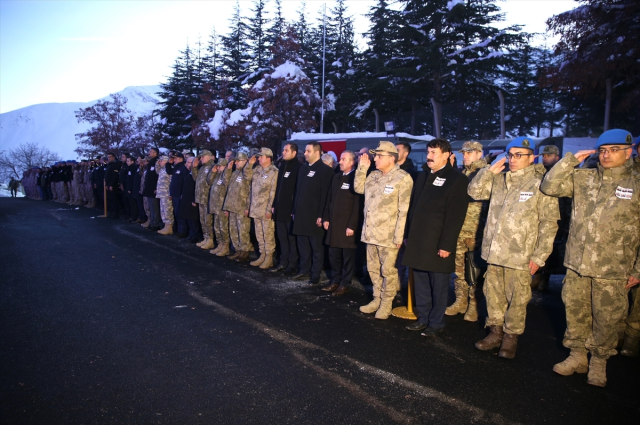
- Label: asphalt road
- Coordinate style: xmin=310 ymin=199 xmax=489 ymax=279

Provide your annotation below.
xmin=1 ymin=198 xmax=639 ymax=425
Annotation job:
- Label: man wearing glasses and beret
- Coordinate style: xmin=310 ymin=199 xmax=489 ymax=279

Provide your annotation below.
xmin=355 ymin=141 xmax=413 ymax=319
xmin=541 ymin=129 xmax=640 ymax=387
xmin=468 ymin=136 xmax=559 ymax=359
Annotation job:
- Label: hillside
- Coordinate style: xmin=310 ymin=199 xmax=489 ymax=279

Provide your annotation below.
xmin=0 ymin=86 xmax=161 ymax=160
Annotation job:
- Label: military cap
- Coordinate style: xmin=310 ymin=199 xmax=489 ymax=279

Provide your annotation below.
xmin=235 ymin=152 xmax=248 ymax=161
xmin=541 ymin=145 xmax=560 ymax=155
xmin=634 ymin=136 xmax=640 ymax=150
xmin=506 ymin=136 xmax=534 ymax=152
xmin=200 ymin=149 xmax=213 ymax=156
xmin=249 ymin=148 xmax=261 ymax=157
xmin=256 ymin=147 xmax=273 ymax=157
xmin=370 ymin=141 xmax=398 ymax=155
xmin=158 ymin=155 xmax=169 ymax=161
xmin=459 ymin=141 xmax=483 ymax=153
xmin=595 ymin=129 xmax=633 ymax=149
xmin=217 ymin=158 xmax=229 ymax=167
xmin=172 ymin=152 xmax=184 ymax=159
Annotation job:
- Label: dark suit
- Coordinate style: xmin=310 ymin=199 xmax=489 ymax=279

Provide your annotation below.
xmin=273 ymin=158 xmax=303 ymax=269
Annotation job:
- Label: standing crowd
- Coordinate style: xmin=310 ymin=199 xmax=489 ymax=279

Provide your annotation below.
xmin=17 ymin=129 xmax=640 ymax=388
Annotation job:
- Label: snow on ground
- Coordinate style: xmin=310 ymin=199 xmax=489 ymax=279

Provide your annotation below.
xmin=0 ymin=183 xmax=25 ymax=197
xmin=0 ymin=85 xmax=161 ymax=160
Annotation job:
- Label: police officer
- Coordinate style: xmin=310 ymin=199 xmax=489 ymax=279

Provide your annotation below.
xmin=469 ymin=137 xmax=559 ymax=359
xmin=192 ymin=150 xmax=216 ymax=250
xmin=542 ymin=129 xmax=640 ymax=387
xmin=445 ymin=141 xmax=488 ymax=322
xmin=246 ymin=148 xmax=279 ymax=269
xmin=355 ymin=141 xmax=413 ymax=319
xmin=223 ymin=152 xmax=254 ymax=262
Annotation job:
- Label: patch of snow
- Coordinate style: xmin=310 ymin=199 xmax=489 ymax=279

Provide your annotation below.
xmin=447 ymin=0 xmax=464 ymax=11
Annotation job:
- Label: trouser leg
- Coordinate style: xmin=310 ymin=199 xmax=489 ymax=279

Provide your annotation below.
xmin=625 ymin=286 xmax=640 ymax=339
xmin=129 ymin=197 xmax=139 ymax=220
xmin=160 ymin=197 xmax=173 ymax=225
xmin=297 ymin=235 xmax=312 ymax=274
xmin=340 ymin=248 xmax=356 ymax=286
xmin=276 ymin=220 xmax=298 ymax=269
xmin=366 ymin=244 xmax=400 ymax=301
xmin=199 ymin=204 xmax=211 ymax=239
xmin=586 ymin=277 xmax=629 ymax=359
xmin=309 ymin=235 xmax=324 ymax=279
xmin=484 ymin=265 xmax=532 ymax=335
xmin=414 ymin=270 xmax=451 ymax=329
xmin=328 ymin=247 xmax=343 ymax=284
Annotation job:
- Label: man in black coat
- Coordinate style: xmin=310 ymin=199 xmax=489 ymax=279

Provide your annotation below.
xmin=119 ymin=154 xmax=130 ymax=219
xmin=104 ymin=152 xmax=121 ymax=219
xmin=403 ymin=139 xmax=470 ymax=336
xmin=142 ymin=147 xmax=162 ymax=231
xmin=321 ymin=151 xmax=363 ymax=296
xmin=292 ymin=142 xmax=334 ymax=285
xmin=124 ymin=155 xmax=139 ymax=222
xmin=179 ymin=156 xmax=202 ymax=243
xmin=169 ymin=152 xmax=189 ymax=237
xmin=271 ymin=143 xmax=303 ymax=274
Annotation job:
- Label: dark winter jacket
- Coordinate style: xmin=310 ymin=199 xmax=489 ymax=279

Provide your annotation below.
xmin=178 ymin=169 xmax=199 ymax=221
xmin=273 ymin=158 xmax=303 ymax=221
xmin=131 ymin=167 xmax=142 ymax=199
xmin=125 ymin=164 xmax=137 ymax=197
xmin=399 ymin=158 xmax=418 ymax=181
xmin=104 ymin=161 xmax=121 ymax=189
xmin=292 ymin=160 xmax=334 ymax=237
xmin=169 ymin=162 xmax=188 ymax=199
xmin=141 ymin=157 xmax=159 ymax=197
xmin=322 ymin=170 xmax=363 ymax=249
xmin=402 ymin=162 xmax=470 ymax=273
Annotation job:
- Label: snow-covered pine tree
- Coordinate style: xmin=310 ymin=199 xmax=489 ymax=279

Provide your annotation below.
xmin=245 ymin=0 xmax=271 ymax=86
xmin=266 ymin=0 xmax=285 ymax=48
xmin=220 ymin=0 xmax=251 ymax=111
xmin=202 ymin=27 xmax=222 ymax=90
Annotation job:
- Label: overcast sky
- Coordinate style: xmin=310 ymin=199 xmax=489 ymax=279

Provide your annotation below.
xmin=0 ymin=0 xmax=577 ymax=114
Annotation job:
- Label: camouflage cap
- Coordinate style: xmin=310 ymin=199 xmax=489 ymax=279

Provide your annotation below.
xmin=595 ymin=129 xmax=633 ymax=148
xmin=200 ymin=149 xmax=213 ymax=157
xmin=506 ymin=136 xmax=534 ymax=152
xmin=541 ymin=145 xmax=560 ymax=155
xmin=370 ymin=141 xmax=398 ymax=155
xmin=459 ymin=141 xmax=483 ymax=153
xmin=256 ymin=147 xmax=273 ymax=157
xmin=235 ymin=152 xmax=248 ymax=161
xmin=217 ymin=158 xmax=229 ymax=167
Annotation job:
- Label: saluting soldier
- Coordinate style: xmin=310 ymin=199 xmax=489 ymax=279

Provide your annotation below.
xmin=156 ymin=155 xmax=173 ymax=235
xmin=223 ymin=152 xmax=254 ymax=262
xmin=192 ymin=150 xmax=216 ymax=250
xmin=469 ymin=136 xmax=559 ymax=359
xmin=208 ymin=158 xmax=232 ymax=256
xmin=541 ymin=129 xmax=640 ymax=387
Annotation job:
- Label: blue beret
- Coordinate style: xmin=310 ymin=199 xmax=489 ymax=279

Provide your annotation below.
xmin=506 ymin=136 xmax=535 ymax=152
xmin=634 ymin=136 xmax=640 ymax=149
xmin=595 ymin=129 xmax=633 ymax=149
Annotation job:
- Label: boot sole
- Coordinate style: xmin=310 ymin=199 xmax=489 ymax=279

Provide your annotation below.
xmin=553 ymin=364 xmax=588 ymax=376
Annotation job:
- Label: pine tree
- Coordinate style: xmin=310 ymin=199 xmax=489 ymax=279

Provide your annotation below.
xmin=220 ymin=0 xmax=251 ymax=110
xmin=266 ymin=0 xmax=285 ymax=47
xmin=245 ymin=0 xmax=271 ymax=84
xmin=202 ymin=27 xmax=222 ymax=89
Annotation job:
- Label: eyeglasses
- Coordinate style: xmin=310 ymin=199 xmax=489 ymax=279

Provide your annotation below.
xmin=598 ymin=147 xmax=630 ymax=155
xmin=507 ymin=153 xmax=533 ymax=159
xmin=374 ymin=153 xmax=392 ymax=158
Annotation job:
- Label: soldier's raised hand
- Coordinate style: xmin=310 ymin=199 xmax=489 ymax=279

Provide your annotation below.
xmin=489 ymin=157 xmax=507 ymax=174
xmin=249 ymin=156 xmax=257 ymax=165
xmin=359 ymin=153 xmax=371 ymax=168
xmin=574 ymin=150 xmax=597 ymax=163
xmin=227 ymin=161 xmax=234 ymax=170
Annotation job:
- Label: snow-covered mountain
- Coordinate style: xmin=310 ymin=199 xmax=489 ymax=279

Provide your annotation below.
xmin=0 ymin=86 xmax=161 ymax=160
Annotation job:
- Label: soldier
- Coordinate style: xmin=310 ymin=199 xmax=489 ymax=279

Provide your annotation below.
xmin=292 ymin=142 xmax=334 ymax=285
xmin=246 ymin=148 xmax=279 ymax=269
xmin=192 ymin=150 xmax=216 ymax=250
xmin=445 ymin=141 xmax=488 ymax=322
xmin=223 ymin=152 xmax=254 ymax=262
xmin=209 ymin=158 xmax=232 ymax=256
xmin=321 ymin=151 xmax=363 ymax=296
xmin=355 ymin=141 xmax=413 ymax=319
xmin=469 ymin=136 xmax=559 ymax=359
xmin=156 ymin=155 xmax=173 ymax=235
xmin=541 ymin=129 xmax=640 ymax=387
xmin=8 ymin=177 xmax=19 ymax=197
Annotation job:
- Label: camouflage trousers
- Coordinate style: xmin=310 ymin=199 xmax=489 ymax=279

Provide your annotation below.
xmin=484 ymin=265 xmax=532 ymax=335
xmin=59 ymin=182 xmax=69 ymax=202
xmin=625 ymin=286 xmax=640 ymax=338
xmin=562 ymin=269 xmax=629 ymax=358
xmin=253 ymin=218 xmax=275 ymax=255
xmin=143 ymin=197 xmax=150 ymax=217
xmin=159 ymin=197 xmax=174 ymax=225
xmin=199 ymin=204 xmax=213 ymax=240
xmin=51 ymin=182 xmax=58 ymax=200
xmin=229 ymin=212 xmax=252 ymax=252
xmin=213 ymin=212 xmax=229 ymax=245
xmin=453 ymin=230 xmax=480 ymax=300
xmin=366 ymin=244 xmax=400 ymax=301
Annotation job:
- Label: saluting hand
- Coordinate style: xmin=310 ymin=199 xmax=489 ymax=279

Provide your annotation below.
xmin=489 ymin=157 xmax=507 ymax=175
xmin=359 ymin=153 xmax=371 ymax=168
xmin=249 ymin=156 xmax=257 ymax=165
xmin=574 ymin=150 xmax=597 ymax=163
xmin=227 ymin=161 xmax=234 ymax=170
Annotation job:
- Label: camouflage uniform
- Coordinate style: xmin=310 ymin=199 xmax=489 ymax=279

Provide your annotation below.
xmin=354 ymin=161 xmax=413 ymax=317
xmin=541 ymin=153 xmax=640 ymax=359
xmin=156 ymin=163 xmax=173 ymax=225
xmin=450 ymin=157 xmax=488 ymax=319
xmin=224 ymin=165 xmax=255 ymax=252
xmin=192 ymin=159 xmax=216 ymax=241
xmin=469 ymin=163 xmax=559 ymax=335
xmin=209 ymin=167 xmax=232 ymax=249
xmin=248 ymin=163 xmax=279 ymax=256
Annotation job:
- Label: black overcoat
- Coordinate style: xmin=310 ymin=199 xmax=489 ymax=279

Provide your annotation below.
xmin=272 ymin=158 xmax=302 ymax=222
xmin=125 ymin=164 xmax=137 ymax=197
xmin=322 ymin=171 xmax=363 ymax=249
xmin=402 ymin=162 xmax=470 ymax=273
xmin=141 ymin=157 xmax=159 ymax=197
xmin=178 ymin=169 xmax=199 ymax=221
xmin=292 ymin=160 xmax=334 ymax=237
xmin=169 ymin=162 xmax=188 ymax=199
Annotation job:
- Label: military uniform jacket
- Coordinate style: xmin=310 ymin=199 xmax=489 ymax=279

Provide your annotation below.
xmin=169 ymin=162 xmax=188 ymax=199
xmin=403 ymin=163 xmax=470 ymax=273
xmin=273 ymin=158 xmax=303 ymax=221
xmin=155 ymin=164 xmax=170 ymax=198
xmin=141 ymin=157 xmax=158 ymax=197
xmin=354 ymin=163 xmax=413 ymax=248
xmin=247 ymin=164 xmax=278 ymax=219
xmin=460 ymin=159 xmax=489 ymax=240
xmin=223 ymin=166 xmax=253 ymax=215
xmin=468 ymin=163 xmax=559 ymax=271
xmin=541 ymin=154 xmax=640 ymax=280
xmin=322 ymin=170 xmax=363 ymax=249
xmin=208 ymin=168 xmax=232 ymax=213
xmin=292 ymin=160 xmax=334 ymax=237
xmin=634 ymin=156 xmax=640 ymax=172
xmin=192 ymin=159 xmax=216 ymax=205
